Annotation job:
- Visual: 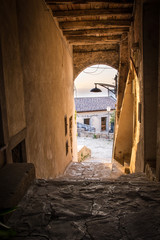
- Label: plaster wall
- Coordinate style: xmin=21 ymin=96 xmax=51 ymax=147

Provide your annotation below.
xmin=114 ymin=0 xmax=144 ymax=171
xmin=156 ymin=12 xmax=160 ymax=180
xmin=129 ymin=0 xmax=144 ymax=173
xmin=0 ymin=0 xmax=26 ymax=168
xmin=114 ymin=0 xmax=160 ymax=173
xmin=143 ymin=3 xmax=159 ymax=168
xmin=16 ymin=0 xmax=75 ymax=178
xmin=116 ymin=34 xmax=129 ymax=117
xmin=114 ymin=73 xmax=133 ymax=165
xmin=0 ymin=0 xmax=26 ymax=139
xmin=129 ymin=63 xmax=141 ymax=173
xmin=77 ymin=111 xmax=112 ymax=133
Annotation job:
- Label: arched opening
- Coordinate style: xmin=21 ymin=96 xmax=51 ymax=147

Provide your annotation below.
xmin=66 ymin=64 xmax=122 ymax=179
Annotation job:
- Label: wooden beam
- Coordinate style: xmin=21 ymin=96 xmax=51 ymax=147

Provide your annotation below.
xmin=66 ymin=35 xmax=121 ymax=45
xmin=73 ymin=44 xmax=119 ymax=52
xmin=59 ymin=20 xmax=131 ymax=30
xmin=51 ymin=8 xmax=133 ymax=17
xmin=63 ymin=27 xmax=129 ymax=36
xmin=74 ymin=48 xmax=118 ymax=53
xmin=46 ymin=0 xmax=134 ymax=4
xmin=74 ymin=44 xmax=118 ymax=51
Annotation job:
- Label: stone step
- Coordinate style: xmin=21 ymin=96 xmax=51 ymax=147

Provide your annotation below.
xmin=7 ymin=173 xmax=160 ymax=240
xmin=0 ymin=163 xmax=35 ymax=214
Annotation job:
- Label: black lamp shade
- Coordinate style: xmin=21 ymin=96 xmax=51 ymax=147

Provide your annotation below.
xmin=90 ymin=87 xmax=102 ymax=92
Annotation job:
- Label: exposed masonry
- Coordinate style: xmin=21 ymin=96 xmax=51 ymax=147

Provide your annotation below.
xmin=73 ymin=47 xmax=119 ymax=78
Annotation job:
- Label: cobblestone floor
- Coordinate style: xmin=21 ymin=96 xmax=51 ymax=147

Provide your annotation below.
xmin=56 ymin=162 xmax=124 ymax=181
xmin=7 ymin=161 xmax=160 ymax=240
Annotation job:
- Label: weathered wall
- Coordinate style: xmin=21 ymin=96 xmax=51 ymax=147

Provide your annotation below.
xmin=0 ymin=1 xmax=26 ymax=138
xmin=73 ymin=44 xmax=119 ymax=78
xmin=77 ymin=111 xmax=112 ymax=133
xmin=114 ymin=70 xmax=133 ymax=165
xmin=0 ymin=1 xmax=25 ymax=137
xmin=113 ymin=0 xmax=143 ymax=171
xmin=143 ymin=2 xmax=159 ymax=170
xmin=129 ymin=62 xmax=141 ymax=173
xmin=116 ymin=34 xmax=129 ymax=118
xmin=16 ymin=0 xmax=75 ymax=178
xmin=156 ymin=9 xmax=160 ymax=180
xmin=0 ymin=0 xmax=26 ymax=167
xmin=127 ymin=0 xmax=144 ymax=172
xmin=114 ymin=0 xmax=160 ymax=175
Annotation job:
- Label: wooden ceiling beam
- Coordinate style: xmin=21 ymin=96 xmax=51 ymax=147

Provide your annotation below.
xmin=66 ymin=35 xmax=121 ymax=45
xmin=63 ymin=27 xmax=129 ymax=36
xmin=59 ymin=20 xmax=131 ymax=30
xmin=51 ymin=8 xmax=133 ymax=17
xmin=46 ymin=0 xmax=134 ymax=4
xmin=73 ymin=44 xmax=119 ymax=52
xmin=73 ymin=48 xmax=118 ymax=53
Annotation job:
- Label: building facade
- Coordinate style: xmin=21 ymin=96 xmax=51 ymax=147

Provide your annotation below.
xmin=75 ymin=97 xmax=116 ymax=133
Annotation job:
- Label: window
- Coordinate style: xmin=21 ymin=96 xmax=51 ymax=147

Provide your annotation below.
xmin=66 ymin=140 xmax=69 ymax=156
xmin=101 ymin=117 xmax=106 ymax=131
xmin=12 ymin=140 xmax=27 ymax=163
xmin=84 ymin=118 xmax=90 ymax=125
xmin=69 ymin=116 xmax=73 ymax=154
xmin=64 ymin=115 xmax=67 ymax=136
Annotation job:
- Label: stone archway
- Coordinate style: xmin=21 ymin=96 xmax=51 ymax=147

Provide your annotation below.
xmin=73 ymin=44 xmax=119 ymax=79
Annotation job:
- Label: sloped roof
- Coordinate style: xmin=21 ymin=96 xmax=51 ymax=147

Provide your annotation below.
xmin=75 ymin=97 xmax=116 ymax=112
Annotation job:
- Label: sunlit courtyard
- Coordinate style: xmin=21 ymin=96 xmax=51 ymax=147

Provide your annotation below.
xmin=77 ymin=137 xmax=113 ymax=163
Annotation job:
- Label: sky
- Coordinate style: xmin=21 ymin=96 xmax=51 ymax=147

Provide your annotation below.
xmin=74 ymin=64 xmax=118 ymax=98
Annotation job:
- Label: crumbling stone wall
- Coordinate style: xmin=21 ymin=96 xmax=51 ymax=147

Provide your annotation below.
xmin=73 ymin=44 xmax=119 ymax=79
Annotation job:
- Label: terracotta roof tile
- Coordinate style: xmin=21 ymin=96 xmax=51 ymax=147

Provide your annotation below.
xmin=75 ymin=97 xmax=116 ymax=112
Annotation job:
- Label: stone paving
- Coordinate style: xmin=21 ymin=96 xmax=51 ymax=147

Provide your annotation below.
xmin=8 ymin=173 xmax=160 ymax=240
xmin=57 ymin=162 xmax=124 ymax=181
xmin=77 ymin=137 xmax=113 ymax=163
xmin=7 ymin=161 xmax=160 ymax=240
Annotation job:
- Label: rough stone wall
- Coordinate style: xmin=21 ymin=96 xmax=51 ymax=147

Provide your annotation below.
xmin=73 ymin=44 xmax=119 ymax=79
xmin=16 ymin=0 xmax=75 ymax=178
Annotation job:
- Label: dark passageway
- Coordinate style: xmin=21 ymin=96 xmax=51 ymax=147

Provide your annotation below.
xmin=0 ymin=0 xmax=160 ymax=239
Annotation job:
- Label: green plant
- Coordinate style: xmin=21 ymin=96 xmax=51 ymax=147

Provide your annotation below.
xmin=110 ymin=111 xmax=115 ymax=124
xmin=79 ymin=152 xmax=90 ymax=162
xmin=0 ymin=208 xmax=17 ymax=239
xmin=74 ymin=110 xmax=77 ymax=123
xmin=93 ymin=134 xmax=97 ymax=139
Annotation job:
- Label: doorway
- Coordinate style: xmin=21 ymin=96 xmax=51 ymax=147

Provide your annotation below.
xmin=101 ymin=117 xmax=106 ymax=131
